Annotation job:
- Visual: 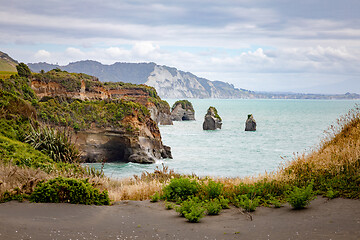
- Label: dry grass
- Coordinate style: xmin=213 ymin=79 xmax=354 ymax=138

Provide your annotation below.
xmin=2 ymin=107 xmax=359 ymax=202
xmin=0 ymin=163 xmax=50 ymax=196
xmin=276 ymin=106 xmax=360 ymax=185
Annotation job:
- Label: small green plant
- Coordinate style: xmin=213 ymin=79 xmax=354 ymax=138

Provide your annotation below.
xmin=162 ymin=177 xmax=200 ymax=201
xmin=164 ymin=201 xmax=174 ymax=210
xmin=218 ymin=196 xmax=230 ymax=209
xmin=286 ymin=184 xmax=316 ymax=209
xmin=184 ymin=205 xmax=206 ymax=223
xmin=30 ymin=177 xmax=110 ymax=205
xmin=203 ymin=179 xmax=223 ymax=200
xmin=175 ymin=197 xmax=201 ymax=217
xmin=234 ymin=195 xmax=260 ymax=212
xmin=206 ymin=199 xmax=222 ymax=215
xmin=150 ymin=192 xmax=160 ymax=202
xmin=325 ymin=188 xmax=339 ymax=199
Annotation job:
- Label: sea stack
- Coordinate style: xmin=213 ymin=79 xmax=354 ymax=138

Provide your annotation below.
xmin=203 ymin=106 xmax=222 ymax=130
xmin=245 ymin=114 xmax=256 ymax=131
xmin=171 ymin=100 xmax=195 ymax=121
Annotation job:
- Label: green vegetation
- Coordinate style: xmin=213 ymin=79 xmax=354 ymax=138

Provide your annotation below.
xmin=37 ymin=97 xmax=149 ymax=131
xmin=0 ymin=71 xmax=16 ymax=80
xmin=32 ymin=68 xmax=96 ymax=92
xmin=172 ymin=100 xmax=194 ymax=112
xmin=25 ymin=125 xmax=80 ymax=163
xmin=209 ymin=106 xmax=222 ymax=121
xmin=162 ymin=177 xmax=200 ymax=201
xmin=286 ymin=184 xmax=316 ymax=209
xmin=16 ymin=63 xmax=31 ymax=78
xmin=150 ymin=192 xmax=160 ymax=202
xmin=206 ymin=199 xmax=222 ymax=215
xmin=30 ymin=177 xmax=110 ymax=205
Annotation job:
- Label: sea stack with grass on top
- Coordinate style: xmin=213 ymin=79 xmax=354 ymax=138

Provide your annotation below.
xmin=171 ymin=100 xmax=195 ymax=121
xmin=245 ymin=114 xmax=256 ymax=131
xmin=203 ymin=106 xmax=222 ymax=130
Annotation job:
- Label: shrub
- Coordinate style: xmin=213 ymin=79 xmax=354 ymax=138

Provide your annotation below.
xmin=202 ymin=179 xmax=223 ymax=200
xmin=184 ymin=206 xmax=206 ymax=223
xmin=286 ymin=184 xmax=316 ymax=209
xmin=234 ymin=195 xmax=260 ymax=212
xmin=206 ymin=199 xmax=222 ymax=215
xmin=16 ymin=63 xmax=31 ymax=78
xmin=325 ymin=188 xmax=339 ymax=199
xmin=219 ymin=196 xmax=230 ymax=209
xmin=150 ymin=192 xmax=160 ymax=202
xmin=175 ymin=197 xmax=201 ymax=217
xmin=30 ymin=177 xmax=110 ymax=205
xmin=164 ymin=201 xmax=174 ymax=210
xmin=162 ymin=177 xmax=200 ymax=201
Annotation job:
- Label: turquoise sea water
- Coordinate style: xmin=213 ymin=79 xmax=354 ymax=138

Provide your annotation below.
xmin=90 ymin=99 xmax=359 ymax=179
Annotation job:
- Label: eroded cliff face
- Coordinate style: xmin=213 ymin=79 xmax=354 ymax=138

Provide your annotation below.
xmin=30 ymin=73 xmax=172 ymax=164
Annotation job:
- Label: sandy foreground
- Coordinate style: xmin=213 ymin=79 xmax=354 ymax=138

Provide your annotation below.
xmin=0 ymin=197 xmax=359 ymax=240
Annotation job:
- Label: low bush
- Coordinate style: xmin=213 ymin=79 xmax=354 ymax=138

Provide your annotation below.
xmin=206 ymin=199 xmax=222 ymax=215
xmin=286 ymin=184 xmax=316 ymax=209
xmin=162 ymin=177 xmax=200 ymax=201
xmin=30 ymin=177 xmax=110 ymax=205
xmin=233 ymin=195 xmax=260 ymax=212
xmin=184 ymin=205 xmax=206 ymax=223
xmin=202 ymin=179 xmax=223 ymax=200
xmin=150 ymin=192 xmax=160 ymax=202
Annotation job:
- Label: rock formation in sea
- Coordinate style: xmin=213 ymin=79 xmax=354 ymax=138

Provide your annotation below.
xmin=30 ymin=69 xmax=172 ymax=164
xmin=203 ymin=106 xmax=222 ymax=130
xmin=245 ymin=114 xmax=256 ymax=131
xmin=170 ymin=100 xmax=195 ymax=121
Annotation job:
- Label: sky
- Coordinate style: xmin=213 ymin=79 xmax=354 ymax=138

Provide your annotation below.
xmin=1 ymin=0 xmax=360 ymax=94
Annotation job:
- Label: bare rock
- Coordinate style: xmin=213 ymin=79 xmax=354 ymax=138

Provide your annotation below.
xmin=203 ymin=106 xmax=222 ymax=130
xmin=245 ymin=114 xmax=256 ymax=131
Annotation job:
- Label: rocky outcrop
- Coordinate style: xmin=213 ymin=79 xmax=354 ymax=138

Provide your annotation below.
xmin=31 ymin=73 xmax=172 ymax=125
xmin=245 ymin=114 xmax=256 ymax=131
xmin=203 ymin=107 xmax=222 ymax=130
xmin=30 ymin=70 xmax=173 ymax=164
xmin=171 ymin=100 xmax=195 ymax=121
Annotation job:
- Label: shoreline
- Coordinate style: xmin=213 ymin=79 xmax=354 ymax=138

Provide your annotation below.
xmin=1 ymin=197 xmax=360 ymax=239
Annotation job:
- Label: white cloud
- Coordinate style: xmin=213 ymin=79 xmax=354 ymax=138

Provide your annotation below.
xmin=34 ymin=49 xmax=51 ymax=61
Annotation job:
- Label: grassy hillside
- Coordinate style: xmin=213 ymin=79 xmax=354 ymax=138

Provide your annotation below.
xmin=0 ymin=51 xmax=18 ymax=72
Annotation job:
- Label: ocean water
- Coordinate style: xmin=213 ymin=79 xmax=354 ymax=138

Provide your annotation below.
xmin=90 ymin=99 xmax=358 ymax=179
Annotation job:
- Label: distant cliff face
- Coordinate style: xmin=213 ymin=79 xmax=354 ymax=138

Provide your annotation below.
xmin=28 ymin=61 xmax=252 ymax=99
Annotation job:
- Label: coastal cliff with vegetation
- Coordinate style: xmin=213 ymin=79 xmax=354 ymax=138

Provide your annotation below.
xmin=0 ymin=66 xmax=172 ymax=164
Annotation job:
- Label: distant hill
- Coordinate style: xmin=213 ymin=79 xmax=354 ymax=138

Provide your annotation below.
xmin=0 ymin=51 xmax=18 ymax=72
xmin=28 ymin=61 xmax=254 ymax=99
xmin=26 ymin=59 xmax=360 ymax=100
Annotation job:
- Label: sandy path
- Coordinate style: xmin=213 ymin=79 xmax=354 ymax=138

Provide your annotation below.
xmin=0 ymin=197 xmax=359 ymax=240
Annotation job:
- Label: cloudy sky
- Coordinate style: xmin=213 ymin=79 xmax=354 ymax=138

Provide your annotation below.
xmin=1 ymin=0 xmax=359 ymax=93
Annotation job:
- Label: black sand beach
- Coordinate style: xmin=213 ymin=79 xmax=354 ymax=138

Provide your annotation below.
xmin=1 ymin=197 xmax=360 ymax=240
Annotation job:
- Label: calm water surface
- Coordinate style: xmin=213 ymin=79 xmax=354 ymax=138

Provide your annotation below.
xmin=90 ymin=99 xmax=358 ymax=179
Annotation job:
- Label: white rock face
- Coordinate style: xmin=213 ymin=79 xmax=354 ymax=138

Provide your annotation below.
xmin=146 ymin=65 xmax=227 ymax=98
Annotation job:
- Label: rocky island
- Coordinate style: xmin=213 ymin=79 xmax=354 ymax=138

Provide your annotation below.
xmin=245 ymin=114 xmax=257 ymax=131
xmin=171 ymin=100 xmax=195 ymax=121
xmin=203 ymin=106 xmax=222 ymax=130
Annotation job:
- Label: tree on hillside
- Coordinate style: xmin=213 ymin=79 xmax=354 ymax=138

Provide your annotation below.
xmin=16 ymin=62 xmax=32 ymax=78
